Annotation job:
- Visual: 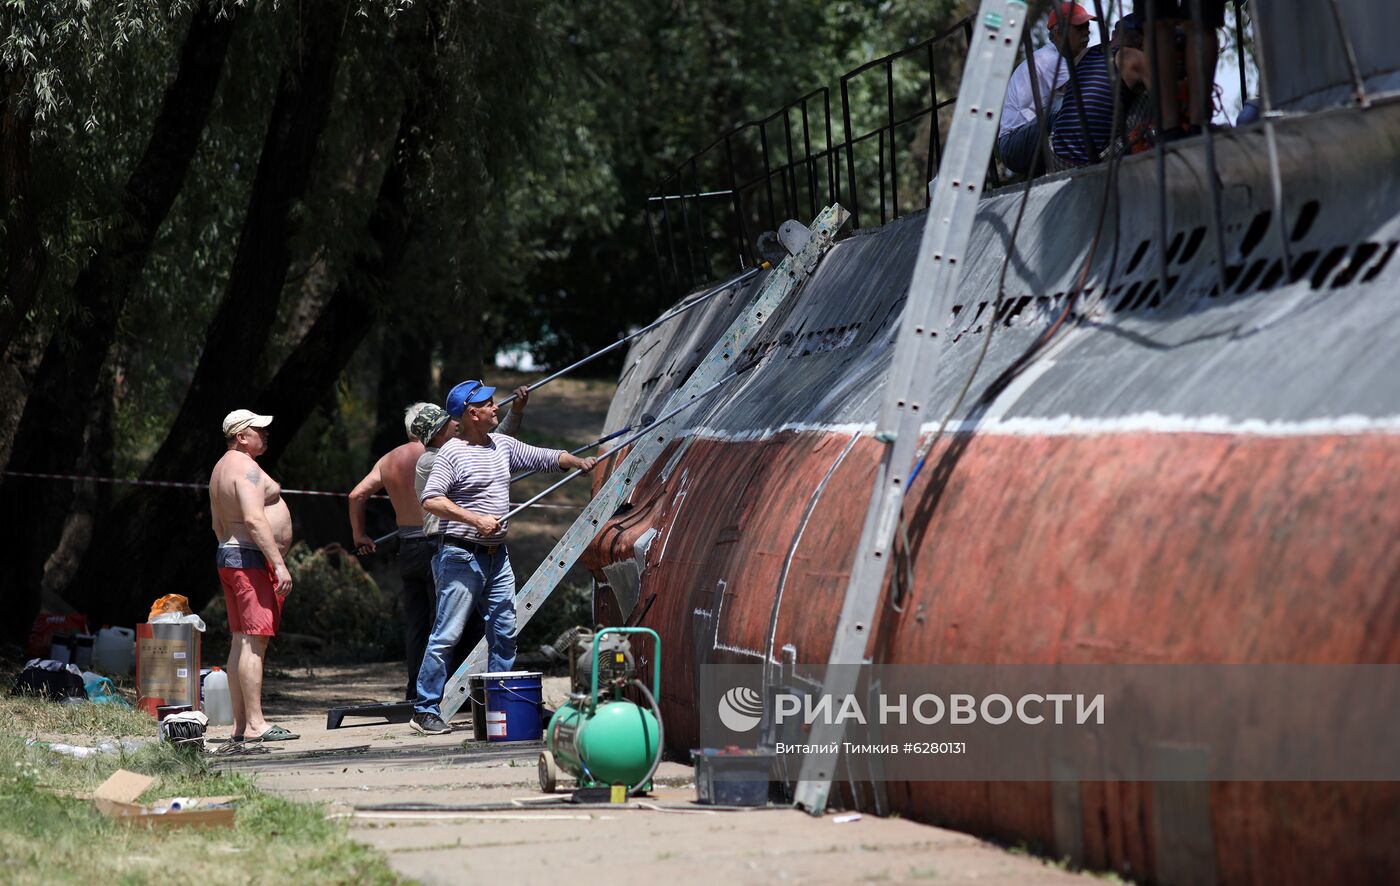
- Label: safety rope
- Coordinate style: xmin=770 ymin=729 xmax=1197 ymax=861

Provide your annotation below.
xmin=0 ymin=470 xmax=577 ymax=510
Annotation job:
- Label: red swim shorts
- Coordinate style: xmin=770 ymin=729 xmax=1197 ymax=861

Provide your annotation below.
xmin=215 ymin=546 xmax=283 ymax=636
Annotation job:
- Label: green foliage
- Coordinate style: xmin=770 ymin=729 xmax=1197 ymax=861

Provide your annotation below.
xmin=0 ymin=688 xmax=151 ymax=739
xmin=4 ymin=0 xmax=977 ymax=624
xmin=494 ymin=0 xmax=968 ymax=369
xmin=279 ymin=541 xmax=398 ymax=658
xmin=0 ymin=0 xmax=207 ymax=127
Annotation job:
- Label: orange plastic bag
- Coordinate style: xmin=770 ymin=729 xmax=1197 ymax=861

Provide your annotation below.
xmin=148 ymin=594 xmax=192 ymax=620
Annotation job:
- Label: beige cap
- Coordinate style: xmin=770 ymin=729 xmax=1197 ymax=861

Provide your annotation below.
xmin=222 ymin=409 xmax=273 ymax=437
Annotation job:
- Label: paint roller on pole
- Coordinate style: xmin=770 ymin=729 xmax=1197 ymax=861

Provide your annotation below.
xmin=357 ymin=267 xmax=761 ymax=554
xmin=502 ymin=373 xmax=738 ymax=522
xmin=496 ymin=264 xmax=766 ymax=409
xmin=363 ymin=424 xmax=643 ymax=550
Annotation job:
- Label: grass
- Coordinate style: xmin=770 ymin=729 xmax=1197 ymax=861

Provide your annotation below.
xmin=0 ymin=688 xmax=401 ymax=885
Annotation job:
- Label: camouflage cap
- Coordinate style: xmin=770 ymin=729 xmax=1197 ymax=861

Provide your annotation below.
xmin=411 ymin=403 xmax=451 ymax=445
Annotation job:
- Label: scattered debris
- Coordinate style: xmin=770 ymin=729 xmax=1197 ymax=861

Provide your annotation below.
xmin=27 ymin=737 xmax=150 ymax=758
xmin=93 ymin=769 xmax=237 ymax=829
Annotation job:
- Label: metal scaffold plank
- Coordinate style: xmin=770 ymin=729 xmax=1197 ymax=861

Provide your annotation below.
xmin=792 ymin=0 xmax=1028 ymax=815
xmin=440 ymin=203 xmax=851 ymax=720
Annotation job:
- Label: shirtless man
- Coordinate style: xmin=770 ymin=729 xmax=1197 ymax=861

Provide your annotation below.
xmin=350 ymin=392 xmax=529 ymax=699
xmin=350 ymin=403 xmax=454 ymax=699
xmin=209 ymin=409 xmax=298 ymax=743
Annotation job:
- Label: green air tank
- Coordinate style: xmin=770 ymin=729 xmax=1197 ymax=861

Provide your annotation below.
xmin=539 ymin=627 xmax=663 ymax=793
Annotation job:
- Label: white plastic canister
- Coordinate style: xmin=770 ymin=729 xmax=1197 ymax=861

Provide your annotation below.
xmin=93 ymin=626 xmax=136 ymax=675
xmin=202 ymin=667 xmax=232 ymax=726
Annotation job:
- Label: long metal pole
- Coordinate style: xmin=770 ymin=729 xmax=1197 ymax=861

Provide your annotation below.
xmin=502 ymin=374 xmax=735 ymax=522
xmin=497 ymin=265 xmax=763 ymax=409
xmin=509 ymin=424 xmax=637 ymax=484
xmin=365 ymin=426 xmax=639 ymax=551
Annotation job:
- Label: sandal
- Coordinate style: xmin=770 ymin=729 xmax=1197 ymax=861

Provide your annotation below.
xmin=246 ymin=724 xmax=301 ymax=742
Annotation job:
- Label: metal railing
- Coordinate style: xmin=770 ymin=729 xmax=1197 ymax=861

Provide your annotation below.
xmin=646 ymin=15 xmax=985 ymax=295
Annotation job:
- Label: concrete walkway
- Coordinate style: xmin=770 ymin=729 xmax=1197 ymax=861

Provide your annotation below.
xmin=215 ymin=664 xmax=1094 ymax=885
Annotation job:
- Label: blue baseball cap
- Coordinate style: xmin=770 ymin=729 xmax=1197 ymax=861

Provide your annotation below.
xmin=445 ymin=379 xmax=497 ymax=417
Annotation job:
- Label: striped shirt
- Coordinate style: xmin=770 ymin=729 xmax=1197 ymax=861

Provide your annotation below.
xmin=1050 ymin=45 xmax=1115 ymax=165
xmin=420 ymin=434 xmax=564 ymax=543
xmin=413 ymin=410 xmax=523 ymax=536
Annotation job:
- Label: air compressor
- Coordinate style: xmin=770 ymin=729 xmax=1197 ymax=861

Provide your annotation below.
xmin=538 ymin=627 xmax=663 ymax=795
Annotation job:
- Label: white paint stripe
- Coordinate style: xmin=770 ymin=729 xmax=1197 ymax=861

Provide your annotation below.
xmin=979 ymin=359 xmax=1055 ymax=425
xmin=683 ymin=411 xmax=1400 ymax=442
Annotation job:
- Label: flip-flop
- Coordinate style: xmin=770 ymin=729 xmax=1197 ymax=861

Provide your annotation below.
xmin=246 ymin=725 xmax=300 ymax=742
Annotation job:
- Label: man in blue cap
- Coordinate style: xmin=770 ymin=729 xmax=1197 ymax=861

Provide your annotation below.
xmin=411 ymin=379 xmax=597 ymax=735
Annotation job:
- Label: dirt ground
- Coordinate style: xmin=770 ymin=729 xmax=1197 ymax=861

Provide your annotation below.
xmin=215 ymin=663 xmax=1097 ymax=885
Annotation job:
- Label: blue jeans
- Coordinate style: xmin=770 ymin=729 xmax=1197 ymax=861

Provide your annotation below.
xmin=414 ymin=544 xmax=517 ymax=716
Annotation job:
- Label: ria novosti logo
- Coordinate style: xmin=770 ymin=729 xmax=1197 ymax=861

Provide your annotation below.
xmin=717 ymin=686 xmax=764 ymax=732
xmin=716 ymin=686 xmax=1106 ymax=731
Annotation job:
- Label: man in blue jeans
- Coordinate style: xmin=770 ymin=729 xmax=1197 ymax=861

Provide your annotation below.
xmin=411 ymin=379 xmax=597 ymax=735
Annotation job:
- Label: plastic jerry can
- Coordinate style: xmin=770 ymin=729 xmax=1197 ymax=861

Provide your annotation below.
xmin=202 ymin=667 xmax=232 ymax=726
xmin=93 ymin=626 xmax=136 ymax=675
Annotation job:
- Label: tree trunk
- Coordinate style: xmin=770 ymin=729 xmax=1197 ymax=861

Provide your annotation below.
xmin=259 ymin=94 xmax=433 ymax=469
xmin=41 ymin=364 xmax=117 ymax=597
xmin=135 ymin=0 xmax=347 ymax=488
xmin=0 ymin=3 xmax=237 ymax=641
xmin=68 ymin=2 xmax=418 ymax=623
xmin=0 ymin=69 xmax=45 ymax=357
xmin=371 ymin=322 xmax=436 ymax=458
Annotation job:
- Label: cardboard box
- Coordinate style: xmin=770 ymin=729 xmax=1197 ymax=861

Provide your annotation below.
xmin=136 ymin=622 xmax=201 ymax=717
xmin=93 ymin=769 xmax=237 ymax=830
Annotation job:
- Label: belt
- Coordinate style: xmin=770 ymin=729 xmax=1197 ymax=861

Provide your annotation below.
xmin=440 ymin=535 xmax=502 ymax=556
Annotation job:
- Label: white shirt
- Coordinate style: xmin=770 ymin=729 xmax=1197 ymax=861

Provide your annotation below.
xmin=1000 ymin=43 xmax=1071 ymax=136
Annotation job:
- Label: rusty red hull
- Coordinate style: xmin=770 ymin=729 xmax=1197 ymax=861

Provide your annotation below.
xmin=580 ymin=104 xmax=1400 ymax=882
xmin=583 ymin=430 xmax=1400 ymax=881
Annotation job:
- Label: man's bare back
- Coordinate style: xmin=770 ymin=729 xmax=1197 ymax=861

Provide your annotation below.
xmin=379 ymin=441 xmax=428 ymax=526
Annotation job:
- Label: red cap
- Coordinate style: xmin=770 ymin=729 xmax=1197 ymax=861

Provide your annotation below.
xmin=1047 ymin=2 xmax=1095 ymax=29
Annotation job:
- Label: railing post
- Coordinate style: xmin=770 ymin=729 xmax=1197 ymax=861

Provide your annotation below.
xmin=841 ymin=76 xmax=859 ymax=229
xmin=644 ymin=203 xmax=668 ymax=297
xmin=678 ymin=182 xmax=698 ymax=290
xmin=886 ymin=59 xmax=899 ymax=219
xmin=658 ymin=189 xmax=681 ymax=294
xmin=801 ymin=100 xmax=817 ymax=219
xmin=877 ymin=128 xmax=887 ymax=225
xmin=759 ymin=123 xmax=778 ymax=232
xmin=1234 ymin=1 xmax=1248 ymax=108
xmin=691 ymin=157 xmax=712 ymax=281
xmin=782 ymin=108 xmax=799 ymax=221
xmin=926 ymin=41 xmax=938 ymax=204
xmin=824 ymin=89 xmax=837 ymax=208
xmin=724 ymin=134 xmax=751 ymax=270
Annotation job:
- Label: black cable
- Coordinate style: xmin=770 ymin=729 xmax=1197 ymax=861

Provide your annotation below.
xmin=1145 ymin=0 xmax=1171 ymax=311
xmin=904 ymin=0 xmax=1131 ymax=496
xmin=629 ymin=677 xmax=666 ymax=794
xmin=1189 ymin=0 xmax=1230 ymax=300
xmin=893 ymin=0 xmax=1061 ymax=609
